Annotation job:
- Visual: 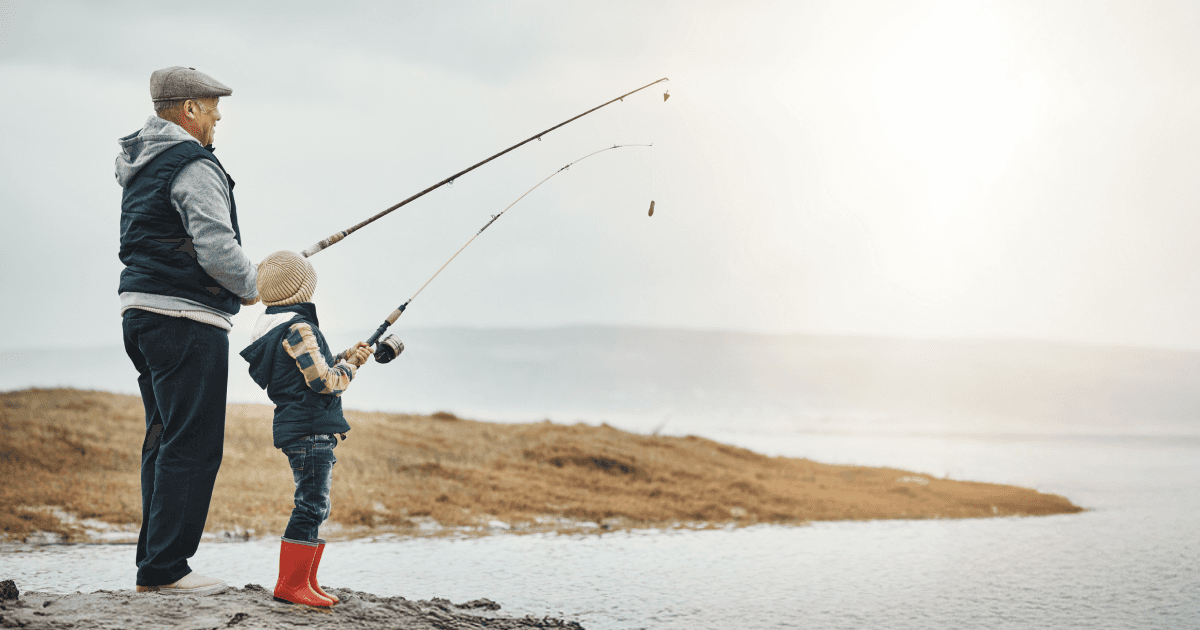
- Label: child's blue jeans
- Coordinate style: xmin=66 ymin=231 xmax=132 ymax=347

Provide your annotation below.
xmin=281 ymin=434 xmax=338 ymax=541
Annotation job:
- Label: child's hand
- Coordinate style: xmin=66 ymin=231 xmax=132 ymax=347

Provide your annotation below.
xmin=346 ymin=342 xmax=372 ymax=367
xmin=340 ymin=342 xmax=369 ymax=364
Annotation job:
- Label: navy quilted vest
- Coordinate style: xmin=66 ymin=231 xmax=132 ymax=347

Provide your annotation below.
xmin=118 ymin=141 xmax=242 ymax=315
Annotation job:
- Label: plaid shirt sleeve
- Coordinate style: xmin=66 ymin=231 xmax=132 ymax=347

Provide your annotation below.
xmin=282 ymin=323 xmax=357 ymax=396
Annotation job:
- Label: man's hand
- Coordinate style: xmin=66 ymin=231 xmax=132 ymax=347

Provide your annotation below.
xmin=241 ymin=295 xmax=260 ymax=306
xmin=345 ymin=342 xmax=371 ymax=367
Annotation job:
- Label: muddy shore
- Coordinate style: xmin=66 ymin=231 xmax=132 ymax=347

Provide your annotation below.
xmin=0 ymin=580 xmax=582 ymax=630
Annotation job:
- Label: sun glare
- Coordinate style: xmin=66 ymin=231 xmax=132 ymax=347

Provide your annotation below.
xmin=858 ymin=2 xmax=1050 ymax=285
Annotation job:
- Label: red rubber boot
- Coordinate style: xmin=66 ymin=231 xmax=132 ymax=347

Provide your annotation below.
xmin=310 ymin=539 xmax=339 ymax=604
xmin=273 ymin=538 xmax=333 ymax=607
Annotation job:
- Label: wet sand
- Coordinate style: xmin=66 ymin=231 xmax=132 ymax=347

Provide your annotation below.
xmin=0 ymin=580 xmax=582 ymax=629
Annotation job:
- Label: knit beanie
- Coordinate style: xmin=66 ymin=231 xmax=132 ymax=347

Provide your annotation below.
xmin=257 ymin=251 xmax=318 ymax=306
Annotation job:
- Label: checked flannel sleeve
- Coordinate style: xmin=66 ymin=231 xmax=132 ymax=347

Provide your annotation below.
xmin=281 ymin=322 xmax=358 ymax=396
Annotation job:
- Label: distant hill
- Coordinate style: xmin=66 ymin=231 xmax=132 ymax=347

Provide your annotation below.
xmin=3 ymin=327 xmax=1198 ymax=435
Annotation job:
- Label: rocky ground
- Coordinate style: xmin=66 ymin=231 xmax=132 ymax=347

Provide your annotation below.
xmin=0 ymin=580 xmax=583 ymax=630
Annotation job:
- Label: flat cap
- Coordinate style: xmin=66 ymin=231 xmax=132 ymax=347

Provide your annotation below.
xmin=150 ymin=66 xmax=232 ymax=103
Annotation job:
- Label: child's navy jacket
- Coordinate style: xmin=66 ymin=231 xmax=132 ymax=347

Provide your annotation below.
xmin=241 ymin=302 xmax=355 ymax=448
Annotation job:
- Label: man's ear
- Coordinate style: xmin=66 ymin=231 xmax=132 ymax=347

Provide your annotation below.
xmin=185 ymin=100 xmax=196 ymax=120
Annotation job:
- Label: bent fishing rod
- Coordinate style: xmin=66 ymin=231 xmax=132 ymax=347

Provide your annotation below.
xmin=364 ymin=143 xmax=652 ymax=363
xmin=301 ymin=77 xmax=669 ymax=258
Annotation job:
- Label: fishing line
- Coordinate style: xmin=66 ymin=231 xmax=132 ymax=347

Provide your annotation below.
xmin=302 ymin=78 xmax=669 ymax=258
xmin=364 ymin=143 xmax=653 ymax=362
xmin=646 ymin=142 xmax=659 ymax=216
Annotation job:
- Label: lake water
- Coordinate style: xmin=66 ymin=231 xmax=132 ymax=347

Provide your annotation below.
xmin=2 ymin=328 xmax=1199 ymax=628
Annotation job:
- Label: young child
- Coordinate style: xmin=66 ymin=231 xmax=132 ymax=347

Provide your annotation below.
xmin=240 ymin=250 xmax=372 ymax=607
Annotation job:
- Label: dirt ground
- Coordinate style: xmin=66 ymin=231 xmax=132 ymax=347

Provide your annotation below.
xmin=0 ymin=580 xmax=582 ymax=630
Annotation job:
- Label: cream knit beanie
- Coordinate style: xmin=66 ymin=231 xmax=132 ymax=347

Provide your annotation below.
xmin=257 ymin=251 xmax=318 ymax=306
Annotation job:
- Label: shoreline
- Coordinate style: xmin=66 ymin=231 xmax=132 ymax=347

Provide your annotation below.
xmin=2 ymin=388 xmax=1083 ymax=543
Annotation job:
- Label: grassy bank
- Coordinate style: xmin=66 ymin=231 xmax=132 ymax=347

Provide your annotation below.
xmin=1 ymin=388 xmax=1082 ymax=542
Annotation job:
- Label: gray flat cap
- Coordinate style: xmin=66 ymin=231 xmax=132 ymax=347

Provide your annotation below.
xmin=150 ymin=66 xmax=232 ymax=102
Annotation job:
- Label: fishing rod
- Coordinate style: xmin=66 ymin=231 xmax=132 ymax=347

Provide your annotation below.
xmin=301 ymin=77 xmax=669 ymax=258
xmin=364 ymin=143 xmax=652 ymax=363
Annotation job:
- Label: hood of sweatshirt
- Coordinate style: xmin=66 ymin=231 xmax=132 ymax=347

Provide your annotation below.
xmin=114 ymin=116 xmax=202 ymax=188
xmin=240 ymin=303 xmax=320 ymax=390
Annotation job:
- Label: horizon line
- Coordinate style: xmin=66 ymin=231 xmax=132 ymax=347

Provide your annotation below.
xmin=5 ymin=323 xmax=1200 ymax=355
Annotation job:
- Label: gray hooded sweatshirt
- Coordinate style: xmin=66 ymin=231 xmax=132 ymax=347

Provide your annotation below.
xmin=115 ymin=116 xmax=258 ymax=329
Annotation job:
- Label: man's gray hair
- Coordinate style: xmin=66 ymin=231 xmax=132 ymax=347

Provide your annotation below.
xmin=153 ymin=99 xmax=188 ymax=114
xmin=154 ymin=97 xmax=216 ymax=115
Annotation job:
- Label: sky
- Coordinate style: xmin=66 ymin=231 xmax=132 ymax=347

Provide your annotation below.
xmin=1 ymin=0 xmax=1198 ymax=350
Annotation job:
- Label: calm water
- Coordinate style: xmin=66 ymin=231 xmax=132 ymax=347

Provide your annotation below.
xmin=4 ymin=432 xmax=1198 ymax=629
xmin=3 ymin=329 xmax=1200 ymax=627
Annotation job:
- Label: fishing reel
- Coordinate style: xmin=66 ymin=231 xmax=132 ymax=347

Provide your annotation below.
xmin=374 ymin=335 xmax=404 ymax=364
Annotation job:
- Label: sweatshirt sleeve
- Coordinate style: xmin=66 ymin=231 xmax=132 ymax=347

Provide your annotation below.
xmin=170 ymin=159 xmax=259 ymax=300
xmin=282 ymin=322 xmax=358 ymax=396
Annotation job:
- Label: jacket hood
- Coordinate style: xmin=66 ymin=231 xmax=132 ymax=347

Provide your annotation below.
xmin=240 ymin=303 xmax=319 ymax=389
xmin=114 ymin=117 xmax=201 ymax=188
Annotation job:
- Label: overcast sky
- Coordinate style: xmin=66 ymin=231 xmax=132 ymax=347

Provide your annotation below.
xmin=1 ymin=0 xmax=1198 ymax=350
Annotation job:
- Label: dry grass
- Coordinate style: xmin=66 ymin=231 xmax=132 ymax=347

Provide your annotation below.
xmin=0 ymin=388 xmax=1082 ymax=542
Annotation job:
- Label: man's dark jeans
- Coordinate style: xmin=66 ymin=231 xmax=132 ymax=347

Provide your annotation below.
xmin=122 ymin=309 xmax=228 ymax=587
xmin=281 ymin=434 xmax=338 ymax=541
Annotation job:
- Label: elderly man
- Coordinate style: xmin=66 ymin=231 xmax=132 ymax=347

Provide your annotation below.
xmin=115 ymin=66 xmax=258 ymax=595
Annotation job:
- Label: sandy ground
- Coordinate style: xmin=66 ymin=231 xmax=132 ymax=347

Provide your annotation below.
xmin=0 ymin=580 xmax=582 ymax=629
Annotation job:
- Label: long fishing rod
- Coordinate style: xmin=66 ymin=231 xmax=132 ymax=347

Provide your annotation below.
xmin=365 ymin=143 xmax=652 ymax=363
xmin=301 ymin=77 xmax=669 ymax=258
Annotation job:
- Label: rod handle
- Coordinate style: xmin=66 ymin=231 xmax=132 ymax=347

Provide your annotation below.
xmin=366 ymin=302 xmax=408 ymax=346
xmin=385 ymin=302 xmax=408 ymax=325
xmin=302 ymin=231 xmax=346 ymax=258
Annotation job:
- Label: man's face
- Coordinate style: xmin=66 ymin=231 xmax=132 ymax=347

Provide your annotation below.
xmin=184 ymin=98 xmax=221 ymax=146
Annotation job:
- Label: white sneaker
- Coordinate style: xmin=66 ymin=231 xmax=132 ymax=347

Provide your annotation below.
xmin=137 ymin=571 xmax=229 ymax=596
